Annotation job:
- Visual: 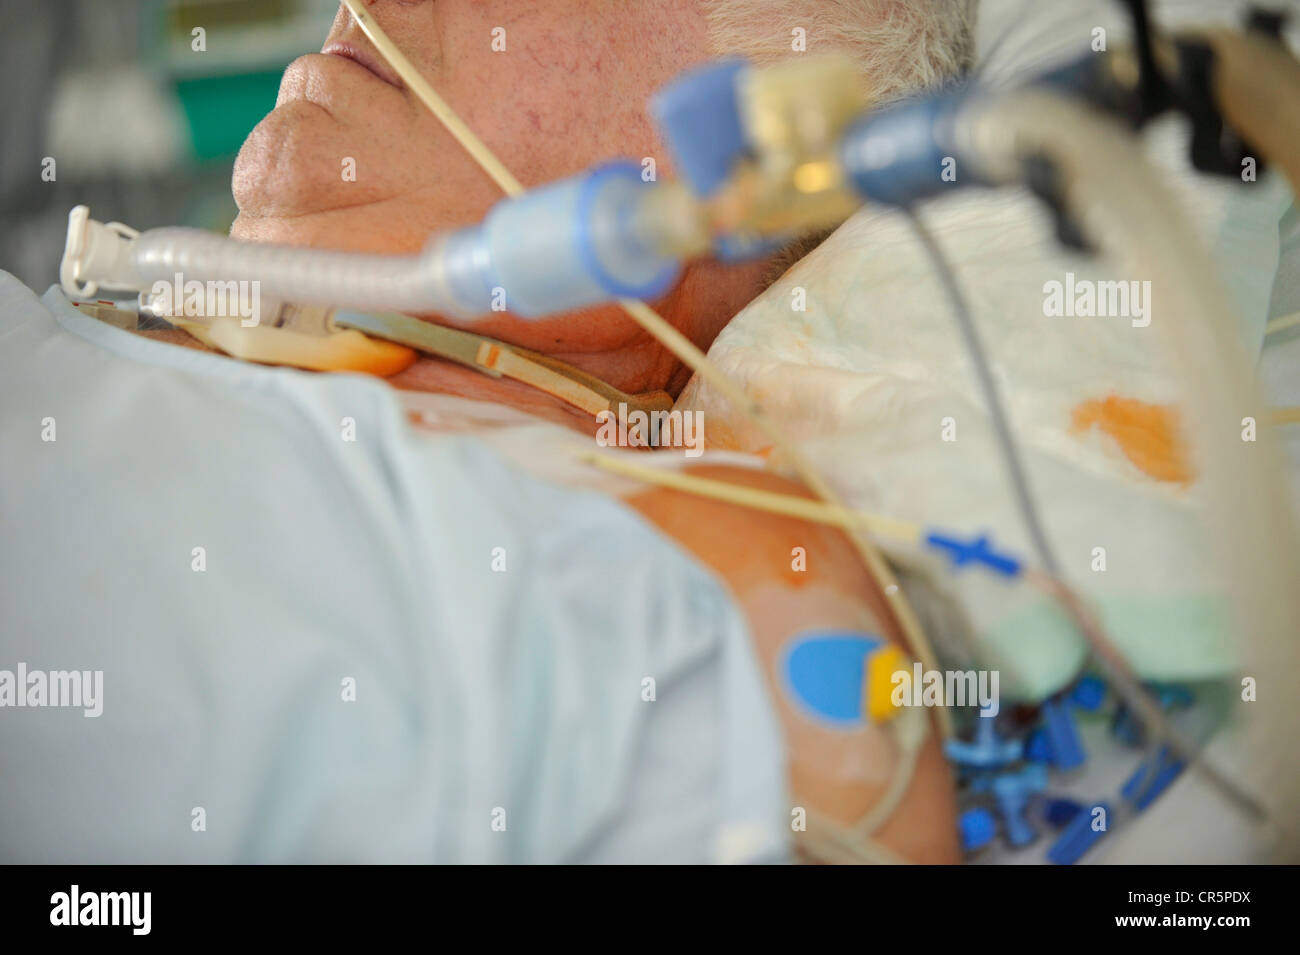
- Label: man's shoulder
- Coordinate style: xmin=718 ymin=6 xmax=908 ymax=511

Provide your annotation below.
xmin=622 ymin=461 xmax=878 ymax=598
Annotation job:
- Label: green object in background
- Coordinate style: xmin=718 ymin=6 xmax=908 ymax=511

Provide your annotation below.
xmin=174 ymin=70 xmax=282 ymax=161
xmin=979 ymin=592 xmax=1236 ymax=702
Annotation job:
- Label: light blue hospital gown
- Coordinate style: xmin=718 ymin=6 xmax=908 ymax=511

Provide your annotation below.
xmin=0 ymin=272 xmax=789 ymax=863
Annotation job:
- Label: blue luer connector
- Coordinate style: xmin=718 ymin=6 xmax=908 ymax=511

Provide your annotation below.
xmin=944 ymin=716 xmax=1022 ymax=769
xmin=991 ymin=763 xmax=1048 ymax=848
xmin=1041 ymin=698 xmax=1087 ymax=771
xmin=959 ymin=807 xmax=997 ymax=852
xmin=1025 ymin=727 xmax=1052 ymax=763
xmin=1047 ymin=802 xmax=1111 ymax=864
xmin=1070 ymin=675 xmax=1107 ymax=711
xmin=1044 ymin=797 xmax=1084 ymax=828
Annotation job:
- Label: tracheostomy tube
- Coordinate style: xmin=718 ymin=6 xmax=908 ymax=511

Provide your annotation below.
xmin=64 ymin=162 xmax=686 ymax=323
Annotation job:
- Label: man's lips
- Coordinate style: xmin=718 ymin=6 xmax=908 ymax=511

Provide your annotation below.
xmin=320 ymin=39 xmax=405 ymax=89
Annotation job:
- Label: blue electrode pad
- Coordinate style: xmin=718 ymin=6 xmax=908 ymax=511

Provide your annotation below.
xmin=781 ymin=631 xmax=883 ymax=728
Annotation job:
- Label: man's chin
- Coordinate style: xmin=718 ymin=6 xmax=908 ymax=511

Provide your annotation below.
xmin=228 ymin=198 xmax=451 ymax=256
xmin=228 ymin=208 xmax=372 ymax=249
xmin=228 ymin=211 xmax=281 ymax=243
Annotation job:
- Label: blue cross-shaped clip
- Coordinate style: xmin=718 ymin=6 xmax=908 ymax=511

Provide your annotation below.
xmin=925 ymin=530 xmax=1022 ymax=577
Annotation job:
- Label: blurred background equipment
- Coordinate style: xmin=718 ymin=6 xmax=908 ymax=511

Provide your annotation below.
xmin=0 ymin=0 xmax=336 ymax=291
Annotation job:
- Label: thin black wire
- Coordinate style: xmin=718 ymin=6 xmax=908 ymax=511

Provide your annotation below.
xmin=1121 ymin=0 xmax=1168 ymax=111
xmin=903 ymin=208 xmax=1268 ymax=827
xmin=905 ymin=206 xmax=1161 ymax=826
xmin=903 ymin=212 xmax=1062 ymax=577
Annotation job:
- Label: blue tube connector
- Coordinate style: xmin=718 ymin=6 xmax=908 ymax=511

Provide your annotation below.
xmin=1041 ymin=698 xmax=1087 ymax=771
xmin=945 ymin=717 xmax=1022 ymax=769
xmin=435 ymin=162 xmax=682 ymax=319
xmin=1047 ymin=802 xmax=1111 ymax=864
xmin=839 ymin=87 xmax=978 ymax=207
xmin=992 ymin=763 xmax=1048 ymax=848
xmin=959 ymin=807 xmax=997 ymax=852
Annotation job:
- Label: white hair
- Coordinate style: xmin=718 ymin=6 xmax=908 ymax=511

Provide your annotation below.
xmin=702 ymin=0 xmax=978 ymax=102
xmin=702 ymin=0 xmax=978 ymax=281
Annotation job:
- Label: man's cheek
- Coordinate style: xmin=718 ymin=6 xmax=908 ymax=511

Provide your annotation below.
xmin=233 ymin=110 xmax=416 ymax=219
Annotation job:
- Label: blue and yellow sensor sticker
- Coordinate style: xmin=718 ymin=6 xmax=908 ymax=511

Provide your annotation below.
xmin=780 ymin=631 xmax=907 ymax=728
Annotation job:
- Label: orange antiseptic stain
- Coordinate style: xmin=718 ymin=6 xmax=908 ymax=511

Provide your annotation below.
xmin=1070 ymin=395 xmax=1194 ymax=485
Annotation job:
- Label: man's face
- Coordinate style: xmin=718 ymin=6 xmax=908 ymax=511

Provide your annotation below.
xmin=232 ymin=0 xmax=716 ymax=358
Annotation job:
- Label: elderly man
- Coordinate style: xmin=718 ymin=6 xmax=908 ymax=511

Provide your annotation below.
xmin=0 ymin=0 xmax=973 ymax=863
